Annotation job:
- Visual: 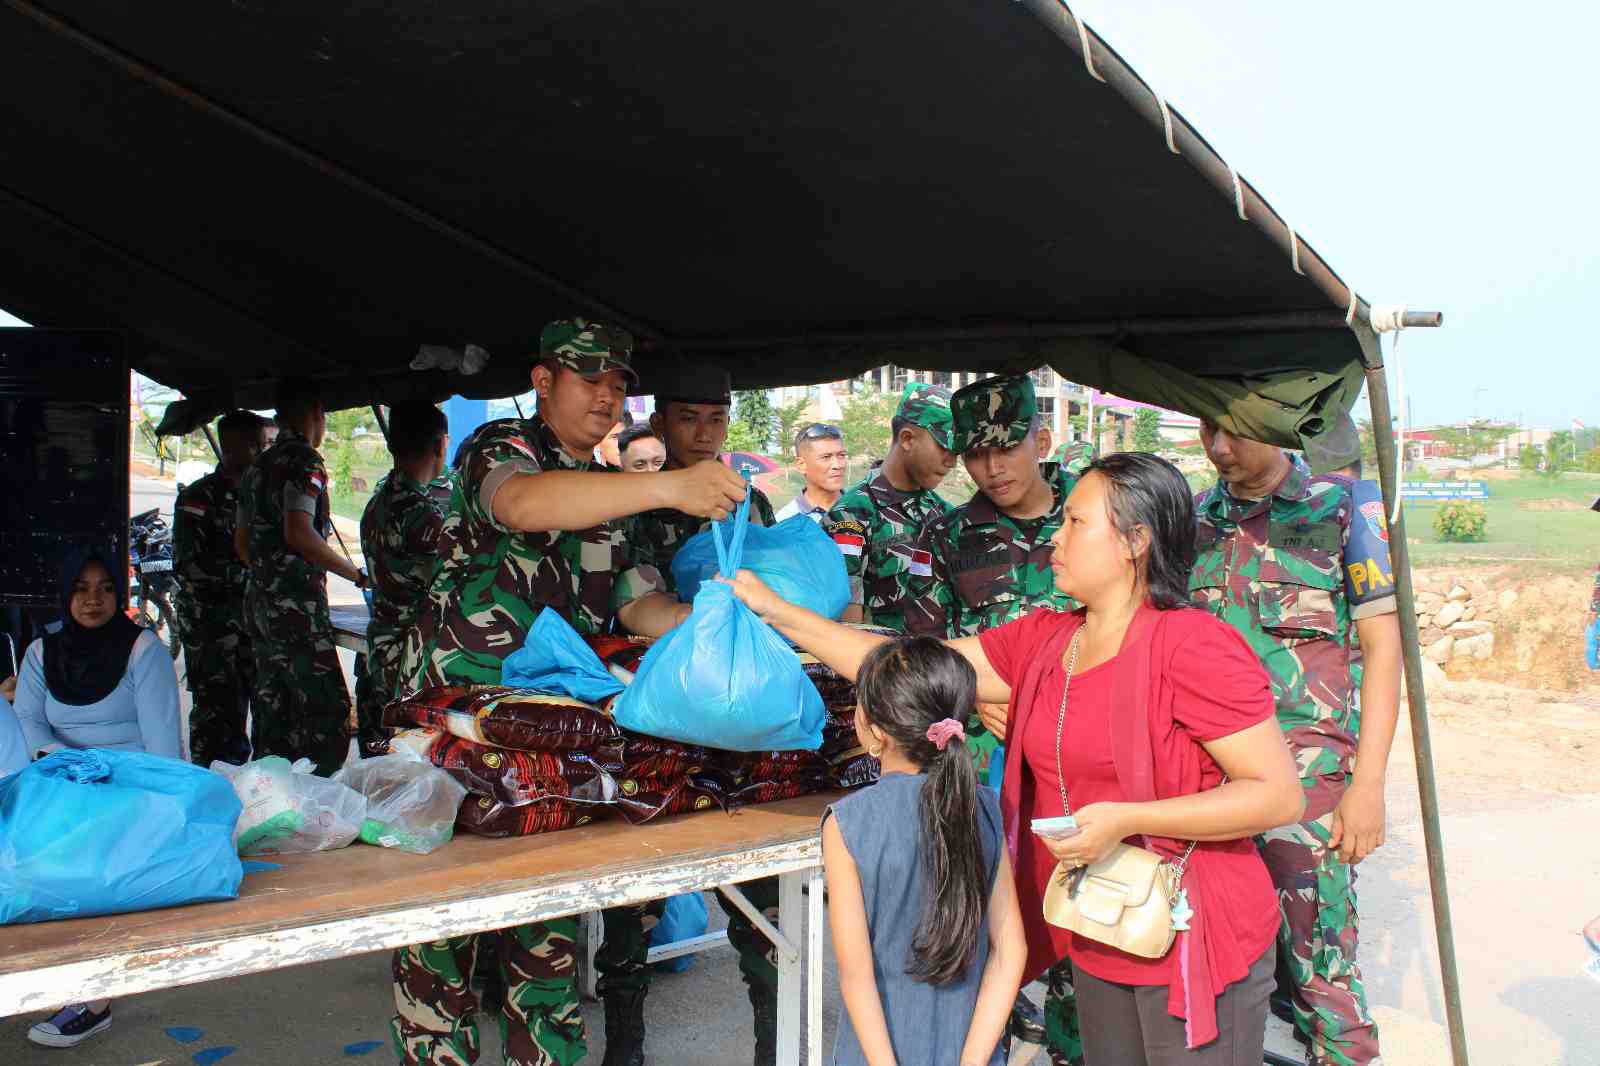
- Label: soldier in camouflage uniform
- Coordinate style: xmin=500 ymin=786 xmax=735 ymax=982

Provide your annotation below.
xmin=356 ymin=402 xmax=449 ymax=748
xmin=1049 ymin=439 xmax=1099 ymax=479
xmin=622 ymin=363 xmax=784 ymax=1063
xmin=173 ymin=409 xmax=268 ymax=766
xmin=906 ymin=374 xmax=1081 ymax=1063
xmin=628 ymin=362 xmax=777 ymax=580
xmin=1192 ymin=419 xmax=1403 ymax=1066
xmin=239 ymin=379 xmax=367 ymax=776
xmin=823 ymin=382 xmax=958 ymax=630
xmin=394 ymin=319 xmax=747 ymax=1066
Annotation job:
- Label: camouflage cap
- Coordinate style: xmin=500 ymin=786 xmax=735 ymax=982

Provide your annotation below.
xmin=1303 ymin=410 xmax=1362 ymax=475
xmin=894 ymin=383 xmax=954 ymax=451
xmin=950 ymin=374 xmax=1037 ymax=454
xmin=538 ymin=317 xmax=637 ymax=382
xmin=1051 ymin=439 xmax=1099 ymax=478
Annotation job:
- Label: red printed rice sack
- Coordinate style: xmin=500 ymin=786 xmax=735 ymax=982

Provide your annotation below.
xmin=456 ymin=794 xmax=605 ymax=838
xmin=383 ymin=685 xmax=620 ymax=752
xmin=387 ymin=728 xmax=601 ymax=807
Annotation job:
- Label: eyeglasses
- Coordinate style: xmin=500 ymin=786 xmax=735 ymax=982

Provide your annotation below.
xmin=797 ymin=423 xmax=842 ymax=442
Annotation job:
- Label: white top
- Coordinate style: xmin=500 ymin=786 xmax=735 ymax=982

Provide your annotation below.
xmin=12 ymin=630 xmax=183 ymax=760
xmin=774 ymin=493 xmax=830 ymax=524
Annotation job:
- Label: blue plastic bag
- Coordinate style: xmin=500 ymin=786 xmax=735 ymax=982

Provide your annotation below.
xmin=615 ymin=495 xmax=827 ymax=751
xmin=501 ymin=609 xmax=625 ymax=703
xmin=0 ymin=748 xmax=244 ymax=925
xmin=1586 ymin=621 xmax=1599 ymax=671
xmin=672 ymin=511 xmax=849 ymax=621
xmin=650 ymin=892 xmax=710 ymax=973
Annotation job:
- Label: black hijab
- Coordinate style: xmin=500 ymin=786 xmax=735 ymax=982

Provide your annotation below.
xmin=41 ymin=546 xmax=145 ymax=706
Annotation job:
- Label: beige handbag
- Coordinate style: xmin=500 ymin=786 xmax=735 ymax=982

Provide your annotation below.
xmin=1039 ymin=632 xmax=1196 ymax=960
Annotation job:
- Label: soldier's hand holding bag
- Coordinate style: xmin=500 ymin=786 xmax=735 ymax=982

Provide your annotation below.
xmin=613 ymin=494 xmax=826 ymax=752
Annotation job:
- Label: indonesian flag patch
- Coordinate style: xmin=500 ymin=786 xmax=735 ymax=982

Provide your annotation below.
xmin=308 ymin=471 xmax=327 ymax=494
xmin=833 ymin=532 xmax=865 ymax=557
xmin=906 ymin=548 xmax=933 ymax=577
xmin=178 ymin=501 xmax=208 ymax=518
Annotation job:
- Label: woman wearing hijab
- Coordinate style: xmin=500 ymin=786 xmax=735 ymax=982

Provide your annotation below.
xmin=10 ymin=546 xmax=182 ymax=1047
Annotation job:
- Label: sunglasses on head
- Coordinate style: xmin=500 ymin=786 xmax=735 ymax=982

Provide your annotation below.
xmin=798 ymin=423 xmax=842 ymax=441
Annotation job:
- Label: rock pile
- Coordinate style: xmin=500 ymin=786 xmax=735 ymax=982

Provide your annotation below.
xmin=1412 ymin=574 xmax=1500 ymax=665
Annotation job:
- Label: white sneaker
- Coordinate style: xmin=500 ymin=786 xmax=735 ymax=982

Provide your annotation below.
xmin=27 ymin=1003 xmax=112 ymax=1048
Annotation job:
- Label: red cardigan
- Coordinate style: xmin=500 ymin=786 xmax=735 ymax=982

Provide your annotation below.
xmin=992 ymin=604 xmax=1277 ymax=1050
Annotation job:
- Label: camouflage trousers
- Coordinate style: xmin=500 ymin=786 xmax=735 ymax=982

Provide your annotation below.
xmin=357 ymin=630 xmax=406 ymax=747
xmin=249 ymin=622 xmax=351 ymax=776
xmin=392 ymin=919 xmax=585 ymax=1066
xmin=1259 ymin=774 xmax=1381 ymax=1066
xmin=594 ymin=901 xmax=665 ymax=997
xmin=1043 ymin=960 xmax=1084 ymax=1066
xmin=597 ymin=878 xmax=780 ymax=998
xmin=182 ymin=626 xmax=255 ymax=767
xmin=715 ymin=877 xmax=781 ymax=997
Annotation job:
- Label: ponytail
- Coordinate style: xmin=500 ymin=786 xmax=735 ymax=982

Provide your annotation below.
xmin=857 ymin=637 xmax=990 ymax=986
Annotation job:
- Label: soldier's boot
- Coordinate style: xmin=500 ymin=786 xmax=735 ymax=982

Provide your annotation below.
xmin=600 ymin=987 xmax=647 ymax=1066
xmin=749 ymin=982 xmax=777 ymax=1066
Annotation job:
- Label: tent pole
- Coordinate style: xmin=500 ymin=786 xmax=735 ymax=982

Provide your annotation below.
xmin=201 ymin=423 xmax=223 ymax=463
xmin=1360 ymin=336 xmax=1470 ymax=1066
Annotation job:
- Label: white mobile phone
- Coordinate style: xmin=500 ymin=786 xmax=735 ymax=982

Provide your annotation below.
xmin=1030 ymin=815 xmax=1080 ymax=840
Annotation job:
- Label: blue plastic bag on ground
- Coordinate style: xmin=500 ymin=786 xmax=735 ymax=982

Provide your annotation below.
xmin=615 ymin=495 xmax=827 ymax=751
xmin=650 ymin=892 xmax=710 ymax=973
xmin=0 ymin=748 xmax=244 ymax=924
xmin=672 ymin=510 xmax=849 ymax=620
xmin=1586 ymin=621 xmax=1599 ymax=671
xmin=502 ymin=609 xmax=625 ymax=703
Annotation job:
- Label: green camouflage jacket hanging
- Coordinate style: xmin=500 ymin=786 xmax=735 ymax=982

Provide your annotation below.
xmin=401 ymin=417 xmax=663 ymax=693
xmin=905 ymin=462 xmax=1079 ymax=638
xmin=1191 ymin=461 xmax=1396 ymax=780
xmin=823 ymin=467 xmax=955 ymax=632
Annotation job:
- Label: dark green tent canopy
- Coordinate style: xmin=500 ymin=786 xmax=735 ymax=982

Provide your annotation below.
xmin=1 ymin=0 xmax=1379 ymax=443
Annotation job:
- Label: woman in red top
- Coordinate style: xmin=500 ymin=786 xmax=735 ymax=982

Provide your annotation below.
xmin=727 ymin=452 xmax=1304 ymax=1065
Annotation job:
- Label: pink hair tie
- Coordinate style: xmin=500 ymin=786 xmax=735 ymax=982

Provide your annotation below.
xmin=926 ymin=718 xmax=966 ymax=751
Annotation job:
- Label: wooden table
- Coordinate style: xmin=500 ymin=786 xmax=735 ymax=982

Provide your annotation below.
xmin=0 ymin=794 xmax=832 ymax=1064
xmin=329 ymin=602 xmax=370 ymax=654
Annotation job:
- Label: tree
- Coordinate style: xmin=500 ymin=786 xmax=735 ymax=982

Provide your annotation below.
xmin=774 ymin=396 xmax=814 ymax=461
xmin=729 ymin=390 xmax=774 ymax=454
xmin=1431 ymin=420 xmax=1517 ymax=462
xmin=839 ymin=388 xmax=898 ymax=462
xmin=1542 ymin=432 xmax=1572 ymax=479
xmin=1133 ymin=408 xmax=1163 ymax=452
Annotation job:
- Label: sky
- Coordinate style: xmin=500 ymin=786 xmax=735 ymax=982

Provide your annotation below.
xmin=3 ymin=3 xmax=1594 ymax=429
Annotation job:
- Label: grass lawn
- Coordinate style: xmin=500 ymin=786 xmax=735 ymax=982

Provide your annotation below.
xmin=1404 ymin=470 xmax=1600 ymax=571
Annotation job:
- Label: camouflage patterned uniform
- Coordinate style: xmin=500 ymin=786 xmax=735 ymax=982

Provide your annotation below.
xmin=1049 ymin=440 xmax=1098 ymax=478
xmin=357 ymin=471 xmax=445 ymax=744
xmin=173 ymin=468 xmax=255 ymax=766
xmin=1192 ymin=461 xmax=1396 ymax=1066
xmin=624 ymin=485 xmax=775 ymax=584
xmin=909 ymin=373 xmax=1083 ymax=1066
xmin=240 ymin=429 xmax=351 ymax=775
xmin=823 ymin=383 xmax=957 ymax=631
xmin=394 ymin=320 xmax=665 ymax=1066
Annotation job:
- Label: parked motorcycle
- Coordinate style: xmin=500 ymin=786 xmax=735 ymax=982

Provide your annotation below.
xmin=129 ymin=507 xmax=180 ymax=659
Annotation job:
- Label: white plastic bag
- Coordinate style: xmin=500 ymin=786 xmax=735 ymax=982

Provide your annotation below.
xmin=211 ymin=756 xmax=368 ymax=856
xmin=332 ymin=743 xmax=467 ymax=855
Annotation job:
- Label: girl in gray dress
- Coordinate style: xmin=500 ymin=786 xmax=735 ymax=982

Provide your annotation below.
xmin=823 ymin=637 xmax=1026 ymax=1066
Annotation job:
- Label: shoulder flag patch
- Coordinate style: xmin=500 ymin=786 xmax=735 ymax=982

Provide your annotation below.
xmin=906 ymin=547 xmax=933 ymax=577
xmin=833 ymin=532 xmax=865 ymax=557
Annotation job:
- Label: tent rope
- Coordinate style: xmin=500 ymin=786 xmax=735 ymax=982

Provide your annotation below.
xmin=1289 ymin=228 xmax=1304 ymax=275
xmin=1229 ymin=166 xmax=1248 ymax=220
xmin=1157 ymin=95 xmax=1179 ymax=154
xmin=1062 ymin=4 xmax=1107 ymax=82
